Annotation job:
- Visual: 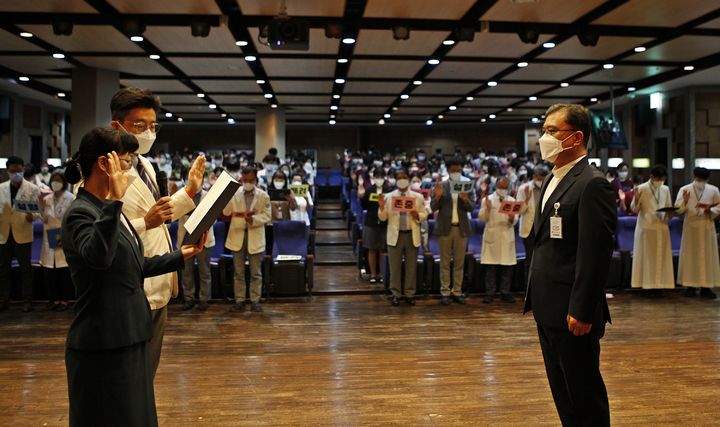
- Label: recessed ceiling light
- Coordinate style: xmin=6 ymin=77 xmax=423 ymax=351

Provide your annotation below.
xmin=329 ymin=119 xmax=337 ymax=125
xmin=425 ymin=119 xmax=433 ymax=126
xmin=221 ymin=113 xmax=227 ymax=118
xmin=149 ymin=54 xmax=161 ymax=60
xmin=400 ymin=94 xmax=409 ymax=100
xmin=481 ymin=118 xmax=486 ymax=123
xmin=466 ymin=96 xmax=474 ymax=101
xmin=271 ymin=104 xmax=278 ymax=108
xmin=330 ymin=105 xmax=338 ymax=111
xmin=413 ymin=80 xmax=423 ymax=85
xmin=209 ymin=104 xmax=217 ymax=109
xmin=384 ymin=113 xmax=391 ymax=119
xmin=487 ymin=81 xmax=498 ymax=87
xmin=342 ymin=37 xmax=355 ymax=44
xmin=528 ymin=96 xmax=537 ymax=101
xmin=628 ymin=87 xmax=636 ymax=92
xmin=177 ymin=117 xmax=183 ymax=122
xmin=590 ymin=97 xmax=598 ymax=102
xmin=335 ymin=78 xmax=345 ymax=84
xmin=263 ymin=94 xmax=273 ymax=99
xmin=378 ymin=119 xmax=385 ymax=125
xmin=684 ymin=65 xmax=694 ymax=71
xmin=442 ymin=40 xmax=455 ymax=46
xmin=330 ymin=115 xmax=336 ymax=119
xmin=543 ymin=42 xmax=555 ymax=48
xmin=52 ymin=53 xmax=65 ymax=59
xmin=197 ymin=93 xmax=205 ymax=98
xmin=256 ymin=79 xmax=265 ymax=84
xmin=427 ymin=59 xmax=440 ymax=65
xmin=337 ymin=58 xmax=348 ymax=64
xmin=235 ymin=40 xmax=248 ymax=46
xmin=603 ymin=63 xmax=614 ymax=69
xmin=438 ymin=115 xmax=444 ymax=119
xmin=531 ymin=117 xmax=540 ymax=123
xmin=19 ymin=32 xmax=33 ymax=38
xmin=489 ymin=114 xmax=496 ymax=119
xmin=57 ymin=92 xmax=66 ymax=97
xmin=333 ymin=94 xmax=340 ymax=99
xmin=18 ymin=76 xmax=29 ymax=82
xmin=244 ymin=55 xmax=257 ymax=62
xmin=165 ymin=112 xmax=172 ymax=118
xmin=634 ymin=46 xmax=646 ymax=53
xmin=392 ymin=106 xmax=398 ymax=111
xmin=228 ymin=118 xmax=235 ymax=124
xmin=449 ymin=106 xmax=457 ymax=111
xmin=507 ymin=108 xmax=513 ymax=112
xmin=130 ymin=36 xmax=144 ymax=42
xmin=517 ymin=62 xmax=529 ymax=67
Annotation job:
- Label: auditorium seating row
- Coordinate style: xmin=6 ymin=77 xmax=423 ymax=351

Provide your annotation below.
xmin=314 ymin=168 xmax=344 ymax=198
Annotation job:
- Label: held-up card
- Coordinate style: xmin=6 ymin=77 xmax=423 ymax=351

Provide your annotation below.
xmin=289 ymin=184 xmax=309 ymax=197
xmin=414 ymin=188 xmax=431 ymax=200
xmin=498 ymin=200 xmax=525 ymax=214
xmin=13 ymin=199 xmax=40 ymax=213
xmin=183 ymin=171 xmax=241 ymax=245
xmin=391 ymin=196 xmax=416 ymax=213
xmin=369 ymin=192 xmax=380 ymax=202
xmin=451 ymin=181 xmax=474 ymax=194
xmin=47 ymin=228 xmax=61 ymax=249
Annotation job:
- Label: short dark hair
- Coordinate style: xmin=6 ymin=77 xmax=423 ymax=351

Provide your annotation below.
xmin=65 ymin=128 xmax=139 ymax=184
xmin=545 ymin=104 xmax=592 ymax=146
xmin=49 ymin=170 xmax=68 ymax=191
xmin=533 ymin=165 xmax=550 ymax=178
xmin=241 ymin=166 xmax=257 ymax=177
xmin=650 ymin=165 xmax=667 ymax=179
xmin=23 ymin=163 xmax=35 ymax=178
xmin=6 ymin=156 xmax=24 ymax=168
xmin=110 ymin=87 xmax=161 ymax=121
xmin=694 ymin=167 xmax=710 ymax=180
xmin=617 ymin=162 xmax=629 ymax=170
xmin=446 ymin=156 xmax=464 ymax=168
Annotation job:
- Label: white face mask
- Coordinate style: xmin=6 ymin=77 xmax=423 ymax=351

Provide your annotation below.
xmin=496 ymin=188 xmax=508 ymax=198
xmin=618 ymin=171 xmax=629 ymax=181
xmin=539 ymin=131 xmax=577 ymax=163
xmin=651 ymin=179 xmax=664 ymax=188
xmin=396 ymin=179 xmax=409 ymax=190
xmin=374 ymin=178 xmax=384 ymax=187
xmin=51 ymin=181 xmax=64 ymax=192
xmin=694 ymin=180 xmax=706 ymax=190
xmin=273 ymin=180 xmax=285 ymax=189
xmin=243 ymin=182 xmax=255 ymax=192
xmin=462 ymin=167 xmax=473 ymax=175
xmin=410 ymin=182 xmax=421 ymax=190
xmin=292 ymin=180 xmax=302 ymax=186
xmin=10 ymin=172 xmax=23 ymax=184
xmin=449 ymin=172 xmax=462 ymax=181
xmin=534 ymin=179 xmax=543 ymax=188
xmin=388 ymin=178 xmax=396 ymax=186
xmin=134 ymin=129 xmax=156 ymax=155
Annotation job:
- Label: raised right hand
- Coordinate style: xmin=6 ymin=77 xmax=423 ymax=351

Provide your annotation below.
xmin=378 ymin=193 xmax=385 ymax=210
xmin=144 ymin=196 xmax=173 ymax=229
xmin=683 ymin=190 xmax=690 ymax=205
xmin=434 ymin=182 xmax=443 ymax=198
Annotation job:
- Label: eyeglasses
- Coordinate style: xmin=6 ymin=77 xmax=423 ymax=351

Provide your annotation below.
xmin=123 ymin=121 xmax=161 ymax=134
xmin=118 ymin=154 xmax=137 ymax=171
xmin=541 ymin=126 xmax=576 ymax=136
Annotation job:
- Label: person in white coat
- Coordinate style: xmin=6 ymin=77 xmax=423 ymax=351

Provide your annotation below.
xmin=630 ymin=165 xmax=675 ymax=294
xmin=479 ymin=177 xmax=519 ymax=303
xmin=109 ymin=87 xmax=206 ymax=379
xmin=515 ymin=165 xmax=549 ymax=285
xmin=378 ymin=169 xmax=428 ymax=306
xmin=289 ymin=172 xmax=313 ymax=226
xmin=39 ymin=171 xmax=74 ymax=311
xmin=223 ymin=167 xmax=271 ymax=312
xmin=0 ymin=156 xmax=41 ymax=312
xmin=675 ymin=167 xmax=720 ymax=299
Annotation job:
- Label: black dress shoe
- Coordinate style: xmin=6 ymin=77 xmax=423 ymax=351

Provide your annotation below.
xmin=440 ymin=296 xmax=451 ymax=305
xmin=22 ymin=302 xmax=34 ymax=313
xmin=390 ymin=297 xmax=400 ymax=307
xmin=500 ymin=293 xmax=516 ymax=303
xmin=230 ymin=303 xmax=245 ymax=312
xmin=250 ymin=302 xmax=263 ymax=312
xmin=406 ymin=297 xmax=416 ymax=306
xmin=700 ymin=288 xmax=717 ymax=299
xmin=483 ymin=295 xmax=493 ymax=304
xmin=684 ymin=287 xmax=697 ymax=297
xmin=0 ymin=301 xmax=8 ymax=312
xmin=452 ymin=295 xmax=466 ymax=304
xmin=197 ymin=302 xmax=209 ymax=311
xmin=181 ymin=301 xmax=195 ymax=311
xmin=55 ymin=303 xmax=69 ymax=312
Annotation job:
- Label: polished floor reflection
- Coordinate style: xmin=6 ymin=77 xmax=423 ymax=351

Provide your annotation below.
xmin=1 ymin=292 xmax=719 ymax=426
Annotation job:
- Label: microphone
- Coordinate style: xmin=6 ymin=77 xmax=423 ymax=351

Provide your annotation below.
xmin=156 ymin=170 xmax=169 ymax=198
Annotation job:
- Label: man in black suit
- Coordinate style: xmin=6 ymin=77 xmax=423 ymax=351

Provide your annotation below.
xmin=524 ymin=104 xmax=616 ymax=427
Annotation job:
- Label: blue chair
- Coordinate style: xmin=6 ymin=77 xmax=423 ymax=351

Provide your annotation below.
xmin=270 ymin=221 xmax=313 ymax=297
xmin=168 ymin=221 xmax=178 ymax=250
xmin=209 ymin=221 xmax=227 ymax=299
xmin=669 ymin=217 xmax=683 ymax=257
xmin=611 ymin=216 xmax=637 ymax=289
xmin=31 ymin=221 xmax=43 ymax=267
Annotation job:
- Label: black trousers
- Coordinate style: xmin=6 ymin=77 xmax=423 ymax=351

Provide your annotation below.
xmin=44 ymin=267 xmax=73 ymax=302
xmin=0 ymin=231 xmax=33 ymax=302
xmin=523 ymin=229 xmax=536 ymax=289
xmin=537 ymin=323 xmax=610 ymax=427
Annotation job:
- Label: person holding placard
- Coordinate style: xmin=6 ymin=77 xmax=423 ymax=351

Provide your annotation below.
xmin=516 ymin=165 xmax=549 ymax=288
xmin=431 ymin=157 xmax=475 ymax=305
xmin=379 ymin=169 xmax=428 ymax=306
xmin=0 ymin=155 xmax=41 ymax=312
xmin=630 ymin=165 xmax=675 ymax=295
xmin=675 ymin=167 xmax=720 ymax=299
xmin=359 ymin=169 xmax=389 ymax=284
xmin=479 ymin=177 xmax=518 ymax=304
xmin=39 ymin=171 xmax=75 ymax=311
xmin=289 ymin=172 xmax=313 ymax=226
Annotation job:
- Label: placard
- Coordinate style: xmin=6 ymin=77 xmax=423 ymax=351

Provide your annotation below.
xmin=13 ymin=199 xmax=40 ymax=213
xmin=47 ymin=228 xmax=62 ymax=249
xmin=289 ymin=184 xmax=309 ymax=197
xmin=391 ymin=196 xmax=416 ymax=213
xmin=368 ymin=192 xmax=380 ymax=202
xmin=414 ymin=188 xmax=431 ymax=200
xmin=183 ymin=171 xmax=241 ymax=245
xmin=498 ymin=200 xmax=525 ymax=215
xmin=451 ymin=181 xmax=474 ymax=194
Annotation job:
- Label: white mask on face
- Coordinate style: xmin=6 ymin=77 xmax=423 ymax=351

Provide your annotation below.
xmin=651 ymin=179 xmax=664 ymax=189
xmin=292 ymin=180 xmax=302 ymax=186
xmin=396 ymin=179 xmax=409 ymax=190
xmin=243 ymin=182 xmax=255 ymax=192
xmin=463 ymin=167 xmax=473 ymax=175
xmin=449 ymin=172 xmax=462 ymax=181
xmin=388 ymin=177 xmax=396 ymax=186
xmin=534 ymin=179 xmax=544 ymax=188
xmin=410 ymin=182 xmax=421 ymax=190
xmin=694 ymin=180 xmax=706 ymax=191
xmin=51 ymin=181 xmax=64 ymax=192
xmin=10 ymin=172 xmax=23 ymax=184
xmin=374 ymin=178 xmax=384 ymax=188
xmin=273 ymin=180 xmax=285 ymax=189
xmin=618 ymin=171 xmax=629 ymax=181
xmin=538 ymin=131 xmax=577 ymax=163
xmin=496 ymin=188 xmax=508 ymax=198
xmin=134 ymin=129 xmax=156 ymax=155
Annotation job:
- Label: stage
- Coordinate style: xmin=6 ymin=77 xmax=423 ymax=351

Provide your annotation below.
xmin=1 ymin=292 xmax=718 ymax=426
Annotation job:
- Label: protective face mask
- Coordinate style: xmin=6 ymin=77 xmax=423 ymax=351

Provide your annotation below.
xmin=410 ymin=182 xmax=421 ymax=190
xmin=292 ymin=180 xmax=302 ymax=186
xmin=496 ymin=188 xmax=508 ymax=198
xmin=51 ymin=181 xmax=64 ymax=192
xmin=396 ymin=179 xmax=409 ymax=190
xmin=388 ymin=178 xmax=396 ymax=186
xmin=417 ymin=155 xmax=425 ymax=161
xmin=694 ymin=181 xmax=706 ymax=191
xmin=134 ymin=129 xmax=156 ymax=155
xmin=243 ymin=182 xmax=255 ymax=192
xmin=449 ymin=172 xmax=462 ymax=181
xmin=273 ymin=180 xmax=285 ymax=190
xmin=422 ymin=177 xmax=432 ymax=184
xmin=374 ymin=178 xmax=384 ymax=187
xmin=534 ymin=179 xmax=543 ymax=188
xmin=41 ymin=167 xmax=49 ymax=174
xmin=618 ymin=171 xmax=629 ymax=181
xmin=463 ymin=167 xmax=473 ymax=175
xmin=651 ymin=180 xmax=664 ymax=188
xmin=373 ymin=160 xmax=382 ymax=167
xmin=10 ymin=172 xmax=23 ymax=184
xmin=409 ymin=167 xmax=419 ymax=173
xmin=539 ymin=131 xmax=577 ymax=163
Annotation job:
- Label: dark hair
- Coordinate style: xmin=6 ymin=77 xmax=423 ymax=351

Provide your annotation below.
xmin=606 ymin=168 xmax=618 ymax=178
xmin=23 ymin=163 xmax=36 ymax=178
xmin=446 ymin=156 xmax=464 ymax=168
xmin=272 ymin=170 xmax=287 ymax=181
xmin=617 ymin=162 xmax=629 ymax=170
xmin=650 ymin=165 xmax=667 ymax=179
xmin=694 ymin=167 xmax=710 ymax=180
xmin=110 ymin=87 xmax=161 ymax=121
xmin=6 ymin=156 xmax=24 ymax=168
xmin=372 ymin=168 xmax=386 ymax=178
xmin=394 ymin=168 xmax=409 ymax=178
xmin=545 ymin=104 xmax=592 ymax=146
xmin=241 ymin=166 xmax=257 ymax=177
xmin=50 ymin=170 xmax=68 ymax=191
xmin=65 ymin=127 xmax=139 ymax=184
xmin=533 ymin=165 xmax=550 ymax=178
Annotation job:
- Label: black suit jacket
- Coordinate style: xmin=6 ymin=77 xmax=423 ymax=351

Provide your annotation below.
xmin=62 ymin=188 xmax=184 ymax=351
xmin=523 ymin=159 xmax=616 ymax=330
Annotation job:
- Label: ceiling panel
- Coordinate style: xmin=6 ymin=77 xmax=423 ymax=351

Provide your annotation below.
xmin=340 ymin=106 xmax=387 ymax=114
xmin=276 ymin=95 xmax=329 ymax=105
xmin=403 ymin=96 xmax=459 ymax=106
xmin=413 ymin=82 xmax=479 ymax=95
xmin=120 ymin=79 xmax=191 ymax=92
xmin=341 ymin=96 xmax=396 ymax=105
xmin=464 ymin=97 xmax=525 ymax=107
xmin=504 ymin=63 xmax=593 ymax=81
xmin=286 ymin=106 xmax=331 ymax=113
xmin=344 ymin=81 xmax=407 ymax=94
xmin=169 ymin=57 xmax=253 ymax=76
xmin=212 ymin=94 xmax=267 ymax=104
xmin=272 ymin=80 xmax=333 ymax=93
xmin=576 ymin=66 xmax=672 ymax=83
xmin=544 ymin=85 xmax=605 ymax=97
xmin=76 ymin=56 xmax=172 ymax=75
xmin=630 ymin=36 xmax=720 ymax=63
xmin=238 ymin=0 xmax=344 ymax=17
xmin=0 ymin=29 xmax=44 ymax=51
xmin=194 ymin=79 xmax=262 ymax=93
xmin=448 ymin=33 xmax=552 ymax=58
xmin=539 ymin=36 xmax=652 ymax=60
xmin=392 ymin=107 xmax=445 ymax=115
xmin=354 ymin=30 xmax=448 ymax=56
xmin=698 ymin=17 xmax=720 ymax=29
xmin=485 ymin=83 xmax=553 ymax=96
xmin=348 ymin=60 xmax=425 ymax=78
xmin=482 ymin=0 xmax=607 ymax=23
xmin=144 ymin=26 xmax=239 ymax=53
xmin=0 ymin=55 xmax=71 ymax=75
xmin=36 ymin=78 xmax=71 ymax=91
xmin=449 ymin=107 xmax=499 ymax=115
xmin=518 ymin=98 xmax=589 ymax=108
xmin=20 ymin=25 xmax=142 ymax=52
xmin=248 ymin=28 xmax=340 ymax=55
xmin=107 ymin=0 xmax=221 ymax=14
xmin=0 ymin=1 xmax=98 ymax=12
xmin=167 ymin=104 xmax=223 ymax=114
xmin=364 ymin=0 xmax=475 ymax=19
xmin=155 ymin=94 xmax=207 ymax=104
xmin=262 ymin=58 xmax=336 ymax=77
xmin=425 ymin=61 xmax=507 ymax=79
xmin=592 ymin=0 xmax=720 ymax=27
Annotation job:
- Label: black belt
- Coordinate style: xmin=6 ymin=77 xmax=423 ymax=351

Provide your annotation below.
xmin=399 ymin=230 xmax=412 ymax=233
xmin=451 ymin=224 xmax=459 ymax=226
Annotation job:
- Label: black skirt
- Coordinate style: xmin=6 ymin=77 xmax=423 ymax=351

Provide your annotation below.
xmin=66 ymin=341 xmax=157 ymax=427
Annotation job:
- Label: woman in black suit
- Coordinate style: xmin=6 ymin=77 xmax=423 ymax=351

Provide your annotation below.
xmin=61 ymin=128 xmax=206 ymax=427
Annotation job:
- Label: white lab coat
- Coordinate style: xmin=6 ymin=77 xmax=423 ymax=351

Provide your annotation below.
xmin=515 ymin=181 xmax=540 ymax=239
xmin=378 ymin=189 xmax=428 ymax=247
xmin=0 ymin=180 xmax=41 ymax=244
xmin=222 ymin=187 xmax=271 ymax=255
xmin=479 ymin=193 xmax=518 ymax=266
xmin=630 ymin=181 xmax=674 ymax=289
xmin=121 ymin=154 xmax=196 ymax=309
xmin=39 ymin=191 xmax=74 ymax=268
xmin=290 ymin=192 xmax=313 ymax=226
xmin=675 ymin=182 xmax=720 ymax=288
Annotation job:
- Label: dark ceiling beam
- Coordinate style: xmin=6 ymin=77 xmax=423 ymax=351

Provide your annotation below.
xmin=0 ymin=64 xmax=70 ymax=101
xmin=0 ymin=12 xmax=222 ymax=27
xmin=329 ymin=0 xmax=367 ymax=123
xmin=0 ymin=23 xmax=84 ymax=67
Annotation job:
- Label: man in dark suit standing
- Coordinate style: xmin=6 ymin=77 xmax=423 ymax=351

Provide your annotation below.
xmin=524 ymin=104 xmax=616 ymax=427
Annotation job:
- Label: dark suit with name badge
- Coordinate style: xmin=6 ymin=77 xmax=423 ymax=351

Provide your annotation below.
xmin=524 ymin=159 xmax=616 ymax=427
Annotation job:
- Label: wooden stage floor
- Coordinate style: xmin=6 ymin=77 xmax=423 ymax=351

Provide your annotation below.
xmin=1 ymin=292 xmax=719 ymax=426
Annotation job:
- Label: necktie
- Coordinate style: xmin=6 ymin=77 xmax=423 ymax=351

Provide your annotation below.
xmin=136 ymin=161 xmax=159 ymax=201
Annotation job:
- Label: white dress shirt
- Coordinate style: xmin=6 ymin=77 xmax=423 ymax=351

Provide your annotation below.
xmin=542 ymin=155 xmax=586 ymax=212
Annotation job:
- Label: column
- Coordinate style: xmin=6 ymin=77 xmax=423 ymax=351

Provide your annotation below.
xmin=683 ymin=88 xmax=696 ymax=184
xmin=255 ymin=106 xmax=286 ymax=162
xmin=70 ymin=66 xmax=119 ymax=152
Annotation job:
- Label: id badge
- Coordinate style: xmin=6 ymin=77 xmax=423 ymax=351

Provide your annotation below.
xmin=550 ymin=202 xmax=563 ymax=239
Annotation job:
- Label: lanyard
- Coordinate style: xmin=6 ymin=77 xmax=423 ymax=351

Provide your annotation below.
xmin=693 ymin=183 xmax=705 ymax=203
